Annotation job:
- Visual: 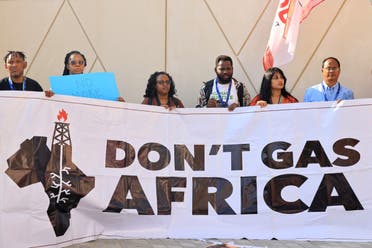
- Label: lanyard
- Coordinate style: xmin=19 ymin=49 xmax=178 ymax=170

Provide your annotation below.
xmin=322 ymin=82 xmax=340 ymax=101
xmin=214 ymin=78 xmax=232 ymax=107
xmin=8 ymin=77 xmax=26 ymax=91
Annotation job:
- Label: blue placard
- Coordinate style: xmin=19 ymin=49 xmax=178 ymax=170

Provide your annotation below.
xmin=49 ymin=72 xmax=120 ymax=101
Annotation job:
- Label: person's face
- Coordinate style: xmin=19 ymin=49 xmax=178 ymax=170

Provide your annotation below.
xmin=155 ymin=74 xmax=171 ymax=96
xmin=4 ymin=54 xmax=27 ymax=79
xmin=67 ymin=53 xmax=85 ymax=75
xmin=322 ymin=58 xmax=340 ymax=87
xmin=215 ymin=60 xmax=233 ymax=83
xmin=271 ymin=72 xmax=285 ymax=90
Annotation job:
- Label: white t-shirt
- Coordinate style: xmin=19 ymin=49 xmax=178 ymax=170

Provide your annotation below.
xmin=209 ymin=80 xmax=239 ymax=107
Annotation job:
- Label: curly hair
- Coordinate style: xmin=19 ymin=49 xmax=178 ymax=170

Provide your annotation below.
xmin=259 ymin=67 xmax=297 ymax=103
xmin=62 ymin=50 xmax=87 ymax=75
xmin=143 ymin=71 xmax=176 ymax=98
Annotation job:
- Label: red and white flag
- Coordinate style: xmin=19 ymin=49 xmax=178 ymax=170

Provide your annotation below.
xmin=263 ymin=0 xmax=325 ymax=71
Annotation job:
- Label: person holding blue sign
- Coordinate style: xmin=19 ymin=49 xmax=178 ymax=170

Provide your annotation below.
xmin=0 ymin=51 xmax=43 ymax=91
xmin=303 ymin=57 xmax=354 ymax=102
xmin=45 ymin=50 xmax=125 ymax=102
xmin=196 ymin=55 xmax=250 ymax=111
xmin=142 ymin=71 xmax=184 ymax=110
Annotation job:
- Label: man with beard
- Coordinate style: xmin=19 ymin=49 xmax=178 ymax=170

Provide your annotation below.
xmin=196 ymin=55 xmax=250 ymax=111
xmin=0 ymin=51 xmax=43 ymax=91
xmin=304 ymin=57 xmax=354 ymax=102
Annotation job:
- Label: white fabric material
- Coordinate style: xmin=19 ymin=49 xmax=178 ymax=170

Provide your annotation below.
xmin=263 ymin=0 xmax=325 ymax=70
xmin=0 ymin=92 xmax=371 ymax=248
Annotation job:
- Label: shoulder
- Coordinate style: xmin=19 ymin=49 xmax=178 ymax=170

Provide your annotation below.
xmin=305 ymin=83 xmax=322 ymax=95
xmin=339 ymin=83 xmax=353 ymax=92
xmin=308 ymin=83 xmax=322 ymax=90
xmin=286 ymin=95 xmax=299 ymax=103
xmin=26 ymin=77 xmax=43 ymax=91
xmin=203 ymin=79 xmax=214 ymax=88
xmin=200 ymin=79 xmax=214 ymax=94
xmin=232 ymin=78 xmax=245 ymax=89
xmin=249 ymin=95 xmax=261 ymax=106
xmin=0 ymin=77 xmax=8 ymax=85
xmin=304 ymin=83 xmax=323 ymax=102
xmin=0 ymin=78 xmax=8 ymax=90
xmin=173 ymin=97 xmax=184 ymax=108
xmin=339 ymin=83 xmax=354 ymax=99
xmin=26 ymin=77 xmax=40 ymax=85
xmin=141 ymin=97 xmax=150 ymax=104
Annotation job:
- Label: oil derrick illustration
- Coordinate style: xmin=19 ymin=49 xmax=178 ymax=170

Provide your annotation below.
xmin=6 ymin=109 xmax=95 ymax=237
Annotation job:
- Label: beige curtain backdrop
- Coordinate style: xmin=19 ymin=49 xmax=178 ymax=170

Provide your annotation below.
xmin=0 ymin=0 xmax=371 ymax=107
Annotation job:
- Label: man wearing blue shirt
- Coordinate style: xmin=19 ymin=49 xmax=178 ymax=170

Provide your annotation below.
xmin=303 ymin=57 xmax=354 ymax=102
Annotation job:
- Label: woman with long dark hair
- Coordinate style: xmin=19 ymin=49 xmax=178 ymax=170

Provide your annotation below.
xmin=142 ymin=71 xmax=184 ymax=109
xmin=249 ymin=67 xmax=298 ymax=107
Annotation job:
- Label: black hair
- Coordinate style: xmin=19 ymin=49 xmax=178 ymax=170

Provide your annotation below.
xmin=4 ymin=51 xmax=26 ymax=63
xmin=63 ymin=50 xmax=87 ymax=75
xmin=322 ymin=57 xmax=340 ymax=68
xmin=215 ymin=55 xmax=233 ymax=67
xmin=259 ymin=67 xmax=297 ymax=103
xmin=143 ymin=71 xmax=176 ymax=98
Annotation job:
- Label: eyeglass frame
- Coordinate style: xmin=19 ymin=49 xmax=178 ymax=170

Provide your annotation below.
xmin=69 ymin=60 xmax=85 ymax=66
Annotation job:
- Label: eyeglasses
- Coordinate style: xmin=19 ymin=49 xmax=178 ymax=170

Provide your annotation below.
xmin=323 ymin=67 xmax=339 ymax=72
xmin=69 ymin=60 xmax=85 ymax=66
xmin=157 ymin=80 xmax=170 ymax=85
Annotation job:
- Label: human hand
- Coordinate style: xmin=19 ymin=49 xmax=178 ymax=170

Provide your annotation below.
xmin=44 ymin=90 xmax=55 ymax=98
xmin=256 ymin=100 xmax=267 ymax=107
xmin=117 ymin=96 xmax=125 ymax=102
xmin=207 ymin=98 xmax=218 ymax=108
xmin=228 ymin=102 xmax=239 ymax=111
xmin=161 ymin=104 xmax=176 ymax=111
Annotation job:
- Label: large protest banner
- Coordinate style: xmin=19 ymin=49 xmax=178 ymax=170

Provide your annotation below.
xmin=0 ymin=92 xmax=371 ymax=247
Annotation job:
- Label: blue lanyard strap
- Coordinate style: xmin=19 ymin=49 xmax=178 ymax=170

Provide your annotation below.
xmin=8 ymin=77 xmax=26 ymax=91
xmin=214 ymin=78 xmax=232 ymax=107
xmin=322 ymin=82 xmax=340 ymax=101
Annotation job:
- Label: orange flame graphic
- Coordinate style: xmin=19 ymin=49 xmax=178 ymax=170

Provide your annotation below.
xmin=57 ymin=109 xmax=68 ymax=122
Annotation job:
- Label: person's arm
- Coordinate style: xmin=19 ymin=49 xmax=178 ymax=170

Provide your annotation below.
xmin=303 ymin=89 xmax=311 ymax=102
xmin=175 ymin=98 xmax=184 ymax=108
xmin=348 ymin=89 xmax=354 ymax=100
xmin=196 ymin=84 xmax=207 ymax=107
xmin=241 ymin=82 xmax=251 ymax=106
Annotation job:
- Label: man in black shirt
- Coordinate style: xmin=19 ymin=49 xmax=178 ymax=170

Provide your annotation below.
xmin=0 ymin=51 xmax=43 ymax=91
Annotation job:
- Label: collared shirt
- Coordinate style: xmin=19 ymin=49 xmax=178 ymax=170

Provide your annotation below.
xmin=303 ymin=81 xmax=354 ymax=102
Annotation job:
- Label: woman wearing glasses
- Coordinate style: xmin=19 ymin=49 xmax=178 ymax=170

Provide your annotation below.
xmin=142 ymin=71 xmax=184 ymax=109
xmin=46 ymin=50 xmax=125 ymax=101
xmin=62 ymin=50 xmax=87 ymax=75
xmin=249 ymin=67 xmax=298 ymax=107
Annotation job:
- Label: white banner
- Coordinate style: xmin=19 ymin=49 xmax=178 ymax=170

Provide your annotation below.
xmin=1 ymin=92 xmax=372 ymax=247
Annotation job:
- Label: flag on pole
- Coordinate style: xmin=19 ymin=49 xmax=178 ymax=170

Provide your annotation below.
xmin=263 ymin=0 xmax=325 ymax=71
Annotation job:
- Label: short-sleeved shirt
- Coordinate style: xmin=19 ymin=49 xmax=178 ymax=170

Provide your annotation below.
xmin=209 ymin=80 xmax=239 ymax=107
xmin=303 ymin=81 xmax=353 ymax=102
